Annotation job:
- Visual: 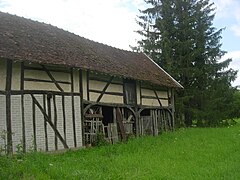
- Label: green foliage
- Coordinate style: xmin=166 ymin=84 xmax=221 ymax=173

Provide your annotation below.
xmin=135 ymin=0 xmax=237 ymax=126
xmin=0 ymin=122 xmax=240 ymax=179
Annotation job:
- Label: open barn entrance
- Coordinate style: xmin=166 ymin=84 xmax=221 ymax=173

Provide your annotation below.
xmin=83 ymin=105 xmax=136 ymax=145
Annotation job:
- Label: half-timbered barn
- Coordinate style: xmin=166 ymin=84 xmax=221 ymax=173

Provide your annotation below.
xmin=0 ymin=12 xmax=183 ymax=154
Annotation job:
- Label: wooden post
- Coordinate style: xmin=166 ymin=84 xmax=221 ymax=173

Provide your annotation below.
xmin=79 ymin=69 xmax=85 ymax=146
xmin=5 ymin=60 xmax=13 ymax=154
xmin=20 ymin=62 xmax=26 ymax=152
xmin=171 ymin=89 xmax=175 ymax=131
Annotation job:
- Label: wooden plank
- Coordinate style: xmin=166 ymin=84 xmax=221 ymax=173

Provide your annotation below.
xmin=20 ymin=62 xmax=26 ymax=152
xmin=71 ymin=68 xmax=77 ymax=147
xmin=96 ymin=76 xmax=114 ymax=102
xmin=153 ymin=89 xmax=162 ymax=107
xmin=21 ymin=94 xmax=26 ymax=153
xmin=53 ymin=95 xmax=58 ymax=150
xmin=141 ymin=95 xmax=168 ymax=100
xmin=41 ymin=65 xmax=64 ymax=92
xmin=5 ymin=60 xmax=12 ymax=154
xmin=89 ymin=89 xmax=123 ymax=96
xmin=116 ymin=107 xmax=126 ymax=141
xmin=79 ymin=69 xmax=85 ymax=146
xmin=87 ymin=70 xmax=90 ymax=101
xmin=10 ymin=90 xmax=81 ymax=96
xmin=62 ymin=95 xmax=66 ymax=141
xmin=43 ymin=94 xmax=48 ymax=151
xmin=31 ymin=94 xmax=69 ymax=149
xmin=24 ymin=78 xmax=71 ymax=85
xmin=32 ymin=98 xmax=37 ymax=151
xmin=85 ymin=114 xmax=104 ymax=118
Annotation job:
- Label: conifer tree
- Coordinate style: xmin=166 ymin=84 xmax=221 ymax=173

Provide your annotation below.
xmin=136 ymin=0 xmax=237 ymax=126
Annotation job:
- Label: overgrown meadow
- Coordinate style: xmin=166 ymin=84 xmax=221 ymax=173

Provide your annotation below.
xmin=1 ymin=120 xmax=240 ymax=179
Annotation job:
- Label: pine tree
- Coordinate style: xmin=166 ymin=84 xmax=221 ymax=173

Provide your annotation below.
xmin=136 ymin=0 xmax=237 ymax=126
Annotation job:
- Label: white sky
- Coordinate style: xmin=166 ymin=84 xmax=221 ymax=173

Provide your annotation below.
xmin=0 ymin=0 xmax=239 ymax=86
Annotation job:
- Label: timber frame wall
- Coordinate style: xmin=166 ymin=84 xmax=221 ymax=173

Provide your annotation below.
xmin=0 ymin=59 xmax=176 ymax=154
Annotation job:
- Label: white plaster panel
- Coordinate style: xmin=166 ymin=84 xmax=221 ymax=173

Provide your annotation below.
xmin=136 ymin=82 xmax=141 ymax=105
xmin=157 ymin=91 xmax=168 ymax=99
xmin=0 ymin=95 xmax=6 ymax=152
xmin=11 ymin=63 xmax=21 ymax=90
xmin=89 ymin=80 xmax=106 ymax=91
xmin=11 ymin=95 xmax=22 ymax=152
xmin=55 ymin=95 xmax=64 ymax=150
xmin=90 ymin=92 xmax=123 ymax=104
xmin=73 ymin=70 xmax=79 ymax=93
xmin=34 ymin=95 xmax=45 ymax=152
xmin=142 ymin=98 xmax=160 ymax=106
xmin=24 ymin=81 xmax=71 ymax=92
xmin=64 ymin=96 xmax=74 ymax=148
xmin=160 ymin=99 xmax=169 ymax=107
xmin=141 ymin=88 xmax=155 ymax=97
xmin=24 ymin=94 xmax=34 ymax=151
xmin=74 ymin=96 xmax=82 ymax=147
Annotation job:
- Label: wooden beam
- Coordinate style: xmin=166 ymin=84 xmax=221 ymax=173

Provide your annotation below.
xmin=89 ymin=89 xmax=123 ymax=96
xmin=20 ymin=62 xmax=26 ymax=152
xmin=71 ymin=68 xmax=77 ymax=147
xmin=5 ymin=60 xmax=13 ymax=154
xmin=116 ymin=107 xmax=126 ymax=141
xmin=24 ymin=78 xmax=71 ymax=85
xmin=87 ymin=70 xmax=90 ymax=101
xmin=79 ymin=69 xmax=85 ymax=146
xmin=96 ymin=76 xmax=114 ymax=103
xmin=32 ymin=98 xmax=37 ymax=151
xmin=53 ymin=95 xmax=58 ymax=150
xmin=10 ymin=90 xmax=81 ymax=96
xmin=31 ymin=94 xmax=69 ymax=149
xmin=153 ymin=89 xmax=162 ymax=107
xmin=41 ymin=65 xmax=64 ymax=92
xmin=43 ymin=94 xmax=48 ymax=151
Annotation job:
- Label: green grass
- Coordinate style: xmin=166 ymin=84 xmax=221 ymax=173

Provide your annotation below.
xmin=1 ymin=121 xmax=240 ymax=180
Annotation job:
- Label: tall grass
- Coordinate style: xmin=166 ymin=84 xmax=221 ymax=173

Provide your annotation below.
xmin=1 ymin=121 xmax=240 ymax=179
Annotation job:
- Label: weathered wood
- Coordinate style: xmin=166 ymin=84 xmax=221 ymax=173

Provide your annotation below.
xmin=87 ymin=70 xmax=90 ymax=101
xmin=139 ymin=81 xmax=142 ymax=105
xmin=141 ymin=95 xmax=168 ymax=100
xmin=10 ymin=90 xmax=81 ymax=96
xmin=116 ymin=107 xmax=127 ymax=141
xmin=41 ymin=65 xmax=64 ymax=92
xmin=32 ymin=99 xmax=37 ymax=151
xmin=62 ymin=95 xmax=66 ymax=141
xmin=31 ymin=94 xmax=69 ymax=149
xmin=5 ymin=60 xmax=12 ymax=154
xmin=21 ymin=94 xmax=26 ymax=153
xmin=153 ymin=89 xmax=162 ymax=107
xmin=24 ymin=78 xmax=71 ymax=85
xmin=79 ymin=69 xmax=85 ymax=146
xmin=71 ymin=69 xmax=77 ymax=147
xmin=96 ymin=76 xmax=114 ymax=103
xmin=43 ymin=94 xmax=48 ymax=151
xmin=53 ymin=95 xmax=58 ymax=150
xmin=170 ymin=89 xmax=175 ymax=130
xmin=89 ymin=76 xmax=123 ymax=86
xmin=85 ymin=114 xmax=104 ymax=118
xmin=20 ymin=63 xmax=26 ymax=152
xmin=89 ymin=89 xmax=123 ymax=96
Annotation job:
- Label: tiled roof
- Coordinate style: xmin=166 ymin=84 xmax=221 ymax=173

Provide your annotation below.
xmin=0 ymin=11 xmax=182 ymax=88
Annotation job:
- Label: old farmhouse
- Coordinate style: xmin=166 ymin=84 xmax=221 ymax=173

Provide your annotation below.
xmin=0 ymin=12 xmax=183 ymax=154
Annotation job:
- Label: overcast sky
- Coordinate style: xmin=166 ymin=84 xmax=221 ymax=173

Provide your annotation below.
xmin=0 ymin=0 xmax=239 ymax=86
